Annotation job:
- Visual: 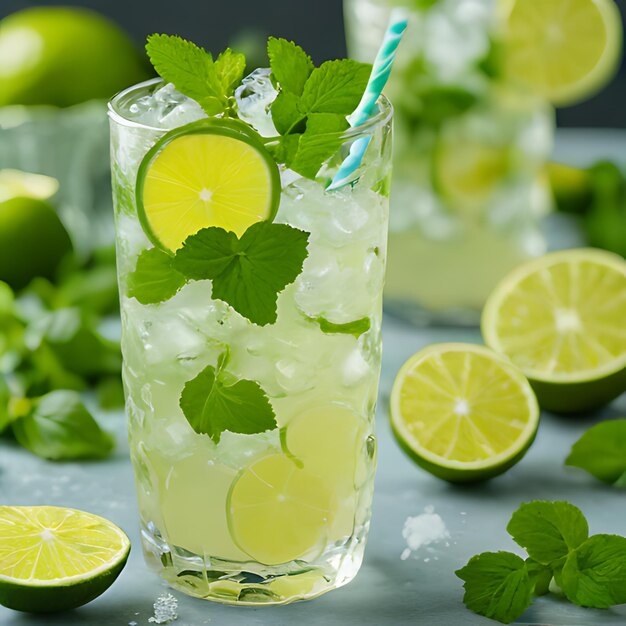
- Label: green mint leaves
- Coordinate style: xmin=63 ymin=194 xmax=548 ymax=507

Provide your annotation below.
xmin=457 ymin=500 xmax=626 ymax=623
xmin=267 ymin=39 xmax=371 ymax=178
xmin=145 ymin=34 xmax=373 ymax=180
xmin=506 ymin=501 xmax=589 ymax=567
xmin=11 ymin=390 xmax=114 ymax=460
xmin=180 ymin=353 xmax=276 ymax=443
xmin=565 ymin=419 xmax=626 ymax=486
xmin=174 ymin=222 xmax=309 ymax=325
xmin=146 ymin=34 xmax=245 ymax=116
xmin=129 ymin=222 xmax=309 ymax=326
xmin=455 ymin=552 xmax=534 ymax=624
xmin=127 ymin=248 xmax=185 ymax=305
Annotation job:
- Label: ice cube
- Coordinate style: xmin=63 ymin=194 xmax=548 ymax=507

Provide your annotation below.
xmin=235 ymin=68 xmax=278 ymax=137
xmin=342 ymin=346 xmax=370 ymax=387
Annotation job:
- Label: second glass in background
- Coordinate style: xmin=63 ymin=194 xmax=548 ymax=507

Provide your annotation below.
xmin=345 ymin=0 xmax=554 ymax=325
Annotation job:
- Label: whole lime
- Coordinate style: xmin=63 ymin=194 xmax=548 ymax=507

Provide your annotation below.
xmin=0 ymin=7 xmax=150 ymax=107
xmin=0 ymin=196 xmax=72 ymax=289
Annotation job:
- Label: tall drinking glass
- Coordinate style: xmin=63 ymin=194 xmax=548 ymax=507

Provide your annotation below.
xmin=108 ymin=78 xmax=392 ymax=604
xmin=345 ymin=0 xmax=554 ymax=325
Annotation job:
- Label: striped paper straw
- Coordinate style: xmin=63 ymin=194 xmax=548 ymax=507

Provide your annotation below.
xmin=327 ymin=9 xmax=408 ymax=191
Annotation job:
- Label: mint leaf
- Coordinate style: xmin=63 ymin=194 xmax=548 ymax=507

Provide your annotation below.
xmin=560 ymin=535 xmax=626 ymax=608
xmin=299 ymin=59 xmax=371 ymax=116
xmin=525 ymin=559 xmax=553 ymax=596
xmin=268 ymin=37 xmax=314 ymax=96
xmin=271 ymin=91 xmax=306 ymax=135
xmin=314 ymin=316 xmax=371 ymax=339
xmin=128 ymin=248 xmax=186 ymax=305
xmin=566 ymin=419 xmax=626 ymax=486
xmin=507 ymin=501 xmax=589 ymax=567
xmin=146 ymin=34 xmax=226 ymax=115
xmin=180 ymin=359 xmax=276 ymax=443
xmin=174 ymin=223 xmax=309 ymax=325
xmin=214 ymin=48 xmax=246 ymax=95
xmin=290 ymin=113 xmax=349 ymax=179
xmin=456 ymin=551 xmax=534 ymax=624
xmin=267 ymin=134 xmax=300 ymax=165
xmin=11 ymin=390 xmax=114 ymax=460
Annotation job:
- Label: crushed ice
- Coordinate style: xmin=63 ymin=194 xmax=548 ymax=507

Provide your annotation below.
xmin=148 ymin=592 xmax=178 ymax=624
xmin=400 ymin=505 xmax=450 ymax=561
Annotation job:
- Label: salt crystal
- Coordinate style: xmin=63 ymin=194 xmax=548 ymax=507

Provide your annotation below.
xmin=401 ymin=505 xmax=450 ymax=559
xmin=148 ymin=593 xmax=178 ymax=624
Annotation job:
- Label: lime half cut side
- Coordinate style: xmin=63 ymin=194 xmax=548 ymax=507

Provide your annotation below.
xmin=390 ymin=343 xmax=539 ymax=483
xmin=136 ymin=119 xmax=281 ymax=253
xmin=504 ymin=0 xmax=622 ymax=106
xmin=227 ymin=454 xmax=336 ymax=566
xmin=482 ymin=248 xmax=626 ymax=413
xmin=0 ymin=506 xmax=130 ymax=613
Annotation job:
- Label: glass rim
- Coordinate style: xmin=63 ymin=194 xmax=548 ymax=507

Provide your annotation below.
xmin=107 ymin=77 xmax=393 ymax=138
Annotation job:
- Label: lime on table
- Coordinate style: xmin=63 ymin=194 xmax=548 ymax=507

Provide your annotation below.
xmin=390 ymin=343 xmax=539 ymax=483
xmin=227 ymin=454 xmax=335 ymax=565
xmin=0 ymin=506 xmax=130 ymax=613
xmin=503 ymin=0 xmax=622 ymax=106
xmin=0 ymin=7 xmax=149 ymax=107
xmin=0 ymin=195 xmax=72 ymax=290
xmin=482 ymin=248 xmax=626 ymax=413
xmin=137 ymin=120 xmax=281 ymax=252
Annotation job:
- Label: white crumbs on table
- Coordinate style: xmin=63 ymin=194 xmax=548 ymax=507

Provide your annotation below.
xmin=148 ymin=592 xmax=179 ymax=624
xmin=400 ymin=505 xmax=451 ymax=561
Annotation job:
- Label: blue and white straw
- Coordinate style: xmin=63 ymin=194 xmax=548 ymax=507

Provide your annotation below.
xmin=327 ymin=9 xmax=408 ymax=191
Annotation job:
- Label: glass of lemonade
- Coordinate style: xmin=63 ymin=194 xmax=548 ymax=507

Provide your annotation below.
xmin=345 ymin=0 xmax=554 ymax=325
xmin=108 ymin=51 xmax=392 ymax=603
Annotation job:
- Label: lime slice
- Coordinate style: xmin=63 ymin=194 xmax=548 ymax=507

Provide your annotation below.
xmin=482 ymin=248 xmax=626 ymax=413
xmin=434 ymin=138 xmax=511 ymax=215
xmin=137 ymin=119 xmax=281 ymax=252
xmin=0 ymin=170 xmax=59 ymax=204
xmin=227 ymin=454 xmax=335 ymax=565
xmin=545 ymin=162 xmax=593 ymax=215
xmin=503 ymin=0 xmax=622 ymax=106
xmin=0 ymin=506 xmax=130 ymax=613
xmin=283 ymin=403 xmax=367 ymax=487
xmin=390 ymin=343 xmax=539 ymax=483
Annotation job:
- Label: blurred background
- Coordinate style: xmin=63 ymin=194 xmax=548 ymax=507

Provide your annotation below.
xmin=2 ymin=0 xmax=625 ymax=127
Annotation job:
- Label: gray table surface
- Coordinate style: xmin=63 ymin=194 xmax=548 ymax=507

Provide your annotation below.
xmin=1 ymin=130 xmax=626 ymax=626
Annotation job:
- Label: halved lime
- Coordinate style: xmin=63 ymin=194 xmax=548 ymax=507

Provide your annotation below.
xmin=0 ymin=506 xmax=130 ymax=613
xmin=482 ymin=248 xmax=626 ymax=413
xmin=227 ymin=454 xmax=335 ymax=565
xmin=503 ymin=0 xmax=622 ymax=106
xmin=390 ymin=343 xmax=539 ymax=482
xmin=0 ymin=170 xmax=59 ymax=203
xmin=136 ymin=119 xmax=280 ymax=253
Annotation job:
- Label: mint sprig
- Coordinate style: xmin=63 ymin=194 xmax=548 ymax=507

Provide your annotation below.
xmin=457 ymin=500 xmax=626 ymax=623
xmin=127 ymin=248 xmax=185 ymax=305
xmin=565 ymin=419 xmax=626 ymax=486
xmin=146 ymin=34 xmax=245 ymax=115
xmin=180 ymin=352 xmax=276 ymax=443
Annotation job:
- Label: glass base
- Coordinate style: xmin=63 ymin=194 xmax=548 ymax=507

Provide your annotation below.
xmin=140 ymin=521 xmax=367 ymax=605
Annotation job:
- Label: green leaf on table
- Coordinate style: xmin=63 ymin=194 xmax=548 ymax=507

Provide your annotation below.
xmin=128 ymin=248 xmax=186 ymax=305
xmin=179 ymin=357 xmax=276 ymax=443
xmin=299 ymin=59 xmax=371 ymax=116
xmin=214 ymin=48 xmax=246 ymax=95
xmin=146 ymin=34 xmax=228 ymax=115
xmin=525 ymin=559 xmax=553 ymax=596
xmin=560 ymin=534 xmax=626 ymax=608
xmin=290 ymin=113 xmax=349 ymax=179
xmin=174 ymin=222 xmax=309 ymax=326
xmin=455 ymin=551 xmax=534 ymax=624
xmin=11 ymin=390 xmax=115 ymax=460
xmin=313 ymin=316 xmax=371 ymax=339
xmin=565 ymin=419 xmax=626 ymax=486
xmin=27 ymin=308 xmax=121 ymax=379
xmin=268 ymin=37 xmax=314 ymax=96
xmin=507 ymin=500 xmax=589 ymax=567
